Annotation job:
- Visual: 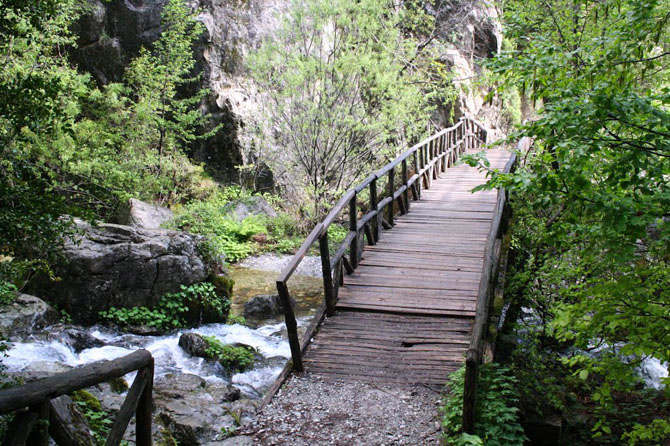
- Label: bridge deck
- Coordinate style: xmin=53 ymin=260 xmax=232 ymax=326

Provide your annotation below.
xmin=303 ymin=149 xmax=512 ymax=385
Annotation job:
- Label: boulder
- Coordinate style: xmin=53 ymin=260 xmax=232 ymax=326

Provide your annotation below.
xmin=243 ymin=294 xmax=294 ymax=319
xmin=178 ymin=332 xmax=209 ymax=358
xmin=117 ymin=198 xmax=174 ymax=229
xmin=49 ymin=395 xmax=96 ymax=445
xmin=29 ymin=220 xmax=209 ymax=324
xmin=229 ymin=196 xmax=277 ymax=221
xmin=154 ymin=373 xmax=241 ymax=445
xmin=0 ymin=294 xmax=59 ymax=340
xmin=46 ymin=325 xmax=106 ymax=352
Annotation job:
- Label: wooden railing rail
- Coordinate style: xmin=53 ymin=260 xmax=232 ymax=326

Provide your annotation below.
xmin=462 ymin=138 xmax=528 ymax=434
xmin=275 ymin=116 xmax=489 ymax=375
xmin=0 ymin=349 xmax=154 ymax=446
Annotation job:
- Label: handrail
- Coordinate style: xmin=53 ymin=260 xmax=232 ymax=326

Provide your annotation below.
xmin=462 ymin=138 xmax=526 ymax=434
xmin=275 ymin=116 xmax=490 ymax=377
xmin=0 ymin=349 xmax=154 ymax=446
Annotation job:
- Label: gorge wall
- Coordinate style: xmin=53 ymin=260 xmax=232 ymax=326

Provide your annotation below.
xmin=73 ymin=0 xmax=501 ymax=186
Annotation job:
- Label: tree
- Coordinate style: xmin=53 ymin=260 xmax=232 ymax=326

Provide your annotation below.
xmin=248 ymin=0 xmax=434 ymax=219
xmin=0 ymin=0 xmax=213 ymax=288
xmin=483 ymin=0 xmax=670 ymax=440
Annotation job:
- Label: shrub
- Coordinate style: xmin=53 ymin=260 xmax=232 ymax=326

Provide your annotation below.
xmin=203 ymin=335 xmax=255 ymax=373
xmin=442 ymin=364 xmax=526 ymax=446
xmin=99 ymin=282 xmax=230 ymax=331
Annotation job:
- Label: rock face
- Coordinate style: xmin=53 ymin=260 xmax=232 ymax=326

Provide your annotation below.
xmin=117 ymin=198 xmax=174 ymax=229
xmin=72 ymin=0 xmax=287 ymax=183
xmin=243 ymin=294 xmax=294 ymax=320
xmin=29 ymin=220 xmax=209 ymax=324
xmin=0 ymin=294 xmax=59 ymax=340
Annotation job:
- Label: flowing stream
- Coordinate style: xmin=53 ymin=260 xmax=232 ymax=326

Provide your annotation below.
xmin=3 ymin=262 xmax=324 ymax=399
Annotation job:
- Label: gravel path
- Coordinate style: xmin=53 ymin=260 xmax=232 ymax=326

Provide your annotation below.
xmin=241 ymin=373 xmax=444 ymax=445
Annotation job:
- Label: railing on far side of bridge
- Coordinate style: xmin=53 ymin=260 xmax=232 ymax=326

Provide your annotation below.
xmin=0 ymin=350 xmax=154 ymax=446
xmin=462 ymin=137 xmax=532 ymax=433
xmin=273 ymin=116 xmax=490 ymax=380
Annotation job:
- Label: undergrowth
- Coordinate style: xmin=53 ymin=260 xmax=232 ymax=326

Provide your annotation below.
xmin=203 ymin=335 xmax=255 ymax=373
xmin=442 ymin=364 xmax=526 ymax=446
xmin=71 ymin=390 xmax=112 ymax=446
xmin=99 ymin=282 xmax=229 ymax=331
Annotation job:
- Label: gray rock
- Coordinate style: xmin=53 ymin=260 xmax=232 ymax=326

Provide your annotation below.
xmin=203 ymin=436 xmax=256 ymax=446
xmin=117 ymin=198 xmax=174 ymax=229
xmin=50 ymin=395 xmax=96 ymax=445
xmin=179 ymin=332 xmax=209 ymax=358
xmin=46 ymin=325 xmax=105 ymax=352
xmin=154 ymin=373 xmax=241 ymax=445
xmin=28 ymin=220 xmax=209 ymax=324
xmin=243 ymin=294 xmax=294 ymax=319
xmin=0 ymin=294 xmax=59 ymax=340
xmin=229 ymin=196 xmax=277 ymax=221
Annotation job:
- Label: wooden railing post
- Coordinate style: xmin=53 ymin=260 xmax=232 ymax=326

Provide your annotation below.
xmin=413 ymin=151 xmax=421 ymax=200
xmin=349 ymin=193 xmax=359 ymax=268
xmin=135 ymin=360 xmax=153 ymax=446
xmin=370 ymin=178 xmax=379 ymax=243
xmin=401 ymin=159 xmax=409 ymax=213
xmin=463 ymin=349 xmax=479 ymax=434
xmin=319 ymin=233 xmax=336 ymax=316
xmin=277 ymin=281 xmax=303 ymax=372
xmin=387 ymin=167 xmax=395 ymax=226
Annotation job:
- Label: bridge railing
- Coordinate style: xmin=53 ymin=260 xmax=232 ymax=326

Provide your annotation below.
xmin=274 ymin=116 xmax=489 ymax=377
xmin=0 ymin=349 xmax=154 ymax=446
xmin=462 ymin=138 xmax=530 ymax=433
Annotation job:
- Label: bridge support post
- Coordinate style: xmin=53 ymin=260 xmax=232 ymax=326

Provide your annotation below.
xmin=349 ymin=193 xmax=359 ymax=268
xmin=401 ymin=159 xmax=409 ymax=213
xmin=277 ymin=281 xmax=303 ymax=372
xmin=370 ymin=178 xmax=379 ymax=243
xmin=463 ymin=349 xmax=480 ymax=434
xmin=319 ymin=233 xmax=336 ymax=316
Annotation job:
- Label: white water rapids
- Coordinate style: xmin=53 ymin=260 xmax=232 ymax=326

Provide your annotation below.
xmin=3 ymin=319 xmax=305 ymax=397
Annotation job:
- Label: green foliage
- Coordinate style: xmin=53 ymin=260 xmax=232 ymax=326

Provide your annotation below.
xmin=226 ymin=314 xmax=247 ymax=326
xmin=203 ymin=335 xmax=255 ymax=373
xmin=100 ymin=282 xmax=230 ymax=331
xmin=71 ymin=390 xmax=111 ymax=446
xmin=442 ymin=364 xmax=526 ymax=446
xmin=477 ymin=0 xmax=670 ymax=441
xmin=623 ymin=419 xmax=670 ymax=446
xmin=248 ymin=0 xmax=437 ymax=220
xmin=0 ymin=0 xmax=214 ymax=287
xmin=0 ymin=281 xmax=16 ymax=306
xmin=169 ymin=192 xmax=269 ymax=262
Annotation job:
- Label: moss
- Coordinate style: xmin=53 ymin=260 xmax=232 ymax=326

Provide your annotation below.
xmin=71 ymin=389 xmax=102 ymax=412
xmin=211 ymin=274 xmax=234 ymax=299
xmin=492 ymin=296 xmax=505 ymax=316
xmin=109 ymin=377 xmax=129 ymax=394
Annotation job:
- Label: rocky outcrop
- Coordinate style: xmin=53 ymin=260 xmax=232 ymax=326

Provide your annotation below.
xmin=117 ymin=198 xmax=174 ymax=229
xmin=72 ymin=0 xmax=287 ymax=183
xmin=0 ymin=294 xmax=59 ymax=340
xmin=29 ymin=220 xmax=209 ymax=324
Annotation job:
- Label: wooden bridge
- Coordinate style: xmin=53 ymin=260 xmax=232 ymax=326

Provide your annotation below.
xmin=265 ymin=117 xmax=516 ymax=432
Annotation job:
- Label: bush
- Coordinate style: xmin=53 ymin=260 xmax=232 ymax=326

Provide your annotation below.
xmin=442 ymin=364 xmax=526 ymax=446
xmin=99 ymin=282 xmax=230 ymax=331
xmin=168 ymin=191 xmax=269 ymax=262
xmin=202 ymin=335 xmax=255 ymax=373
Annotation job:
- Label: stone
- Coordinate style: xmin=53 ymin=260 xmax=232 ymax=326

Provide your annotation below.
xmin=117 ymin=198 xmax=174 ymax=229
xmin=243 ymin=294 xmax=295 ymax=319
xmin=0 ymin=294 xmax=59 ymax=340
xmin=154 ymin=373 xmax=241 ymax=444
xmin=229 ymin=196 xmax=277 ymax=221
xmin=49 ymin=395 xmax=96 ymax=445
xmin=179 ymin=332 xmax=209 ymax=358
xmin=46 ymin=325 xmax=105 ymax=352
xmin=28 ymin=220 xmax=209 ymax=324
